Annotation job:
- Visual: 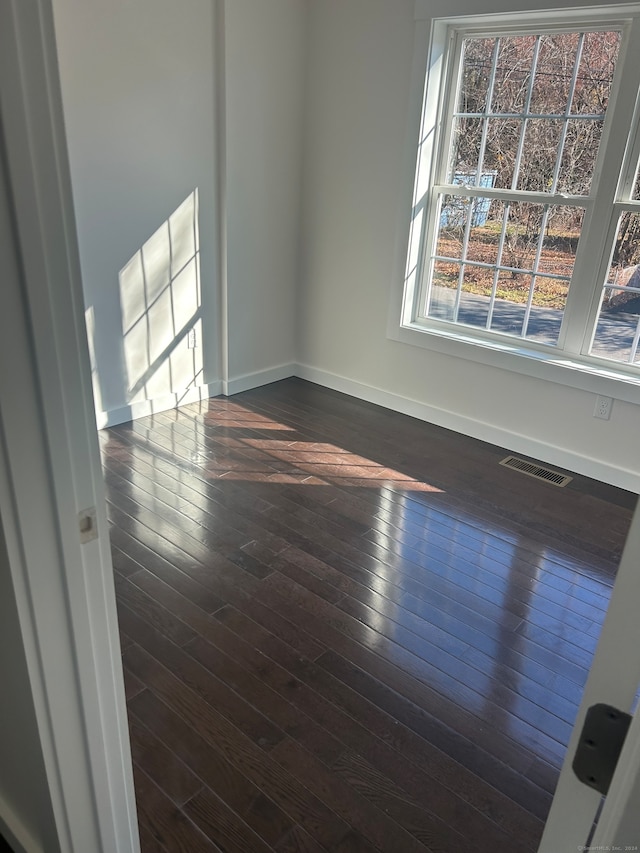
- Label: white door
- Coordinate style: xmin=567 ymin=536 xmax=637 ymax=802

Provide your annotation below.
xmin=0 ymin=1 xmax=139 ymax=850
xmin=539 ymin=500 xmax=640 ymax=851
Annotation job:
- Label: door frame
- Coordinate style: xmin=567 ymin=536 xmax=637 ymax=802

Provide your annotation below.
xmin=539 ymin=501 xmax=640 ymax=851
xmin=0 ymin=0 xmax=138 ymax=850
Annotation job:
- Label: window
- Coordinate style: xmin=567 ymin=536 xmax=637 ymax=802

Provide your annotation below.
xmin=398 ymin=6 xmax=640 ymax=390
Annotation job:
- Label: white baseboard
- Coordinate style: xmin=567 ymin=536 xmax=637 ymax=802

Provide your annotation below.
xmin=295 ymin=363 xmax=639 ymax=493
xmin=96 ymin=363 xmax=298 ymax=428
xmin=96 ymin=381 xmax=223 ymax=429
xmin=223 ymin=363 xmax=296 ymax=396
xmin=93 ymin=362 xmax=637 ymax=491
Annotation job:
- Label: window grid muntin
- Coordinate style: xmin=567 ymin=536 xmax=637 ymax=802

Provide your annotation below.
xmin=453 ymin=111 xmax=606 ymax=120
xmin=429 ymin=194 xmax=577 ymax=339
xmin=421 ymin=21 xmax=628 ymax=355
xmin=432 ymin=192 xmax=586 ymax=281
xmin=548 ymin=34 xmax=586 ymax=193
xmin=425 ymin=183 xmax=588 ymax=331
xmin=467 ymin=37 xmax=500 ymax=191
xmin=486 ymin=208 xmax=513 ymax=329
xmin=508 ymin=35 xmax=541 ymax=193
xmin=521 ymin=206 xmax=553 ymax=337
xmin=449 ymin=31 xmax=617 ymax=196
xmin=432 ymin=257 xmax=572 ymax=282
xmin=623 ymin=134 xmax=640 ymax=200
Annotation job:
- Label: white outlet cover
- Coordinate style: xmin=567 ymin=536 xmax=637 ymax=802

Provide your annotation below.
xmin=594 ymin=396 xmax=613 ymax=420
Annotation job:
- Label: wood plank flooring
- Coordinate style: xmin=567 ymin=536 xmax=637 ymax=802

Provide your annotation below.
xmin=100 ymin=378 xmax=636 ymax=853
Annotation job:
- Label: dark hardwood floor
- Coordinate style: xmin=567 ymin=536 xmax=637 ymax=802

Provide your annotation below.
xmin=100 ymin=378 xmax=636 ymax=853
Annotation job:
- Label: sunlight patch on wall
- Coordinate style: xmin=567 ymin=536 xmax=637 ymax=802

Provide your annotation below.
xmin=119 ymin=190 xmax=203 ymax=406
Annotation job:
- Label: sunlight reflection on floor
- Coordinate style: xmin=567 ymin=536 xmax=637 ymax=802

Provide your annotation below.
xmin=197 ymin=401 xmax=444 ymax=491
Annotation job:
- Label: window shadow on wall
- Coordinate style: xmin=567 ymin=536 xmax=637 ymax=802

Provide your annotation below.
xmin=119 ymin=189 xmax=203 ymax=407
xmin=86 ymin=189 xmax=205 ymax=428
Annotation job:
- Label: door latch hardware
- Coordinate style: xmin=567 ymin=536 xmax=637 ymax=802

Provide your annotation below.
xmin=78 ymin=507 xmax=98 ymax=544
xmin=572 ymin=703 xmax=632 ymax=796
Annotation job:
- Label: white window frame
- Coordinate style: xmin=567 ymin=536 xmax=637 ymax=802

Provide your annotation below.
xmin=388 ymin=3 xmax=640 ymax=405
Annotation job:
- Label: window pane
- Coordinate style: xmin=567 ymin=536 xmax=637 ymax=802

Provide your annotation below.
xmin=436 ymin=195 xmax=500 ymax=266
xmin=572 ymin=31 xmax=620 ymax=115
xmin=451 ymin=30 xmax=620 ymax=198
xmin=436 ymin=202 xmax=500 ymax=264
xmin=517 ymin=120 xmax=562 ymax=192
xmin=458 ymin=38 xmax=495 ymax=116
xmin=499 ymin=203 xmax=582 ymax=276
xmin=503 ymin=203 xmax=545 ymax=271
xmin=428 ymin=260 xmax=459 ymax=321
xmin=557 ymin=119 xmax=603 ymax=195
xmin=525 ymin=278 xmax=568 ymax=346
xmin=590 ymin=212 xmax=640 ymax=363
xmin=537 ymin=207 xmax=584 ymax=275
xmin=530 ymin=34 xmax=579 ymax=115
xmin=465 ymin=218 xmax=501 ymax=266
xmin=448 ymin=118 xmax=484 ymax=182
xmin=427 ymin=197 xmax=581 ymax=343
xmin=435 ymin=197 xmax=465 ymax=258
xmin=485 ymin=273 xmax=566 ymax=343
xmin=484 ymin=119 xmax=522 ymax=190
xmin=458 ymin=267 xmax=491 ymax=329
xmin=436 ymin=194 xmax=496 ymax=244
xmin=492 ymin=36 xmax=537 ymax=114
xmin=489 ymin=272 xmax=530 ymax=336
xmin=608 ymin=211 xmax=640 ymax=282
xmin=591 ymin=299 xmax=640 ymax=364
xmin=632 ymin=162 xmax=640 ymax=201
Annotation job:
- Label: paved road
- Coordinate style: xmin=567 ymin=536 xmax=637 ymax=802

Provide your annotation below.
xmin=429 ymin=286 xmax=640 ymax=363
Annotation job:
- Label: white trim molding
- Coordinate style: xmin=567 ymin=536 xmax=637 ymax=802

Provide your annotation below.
xmin=223 ymin=363 xmax=297 ymax=397
xmin=98 ymin=381 xmax=224 ymax=429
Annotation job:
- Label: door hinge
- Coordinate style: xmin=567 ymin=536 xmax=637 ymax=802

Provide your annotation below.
xmin=573 ymin=703 xmax=632 ymax=796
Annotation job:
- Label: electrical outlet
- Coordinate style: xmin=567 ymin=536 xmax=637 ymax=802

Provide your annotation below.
xmin=187 ymin=328 xmax=197 ymax=349
xmin=594 ymin=395 xmax=613 ymax=420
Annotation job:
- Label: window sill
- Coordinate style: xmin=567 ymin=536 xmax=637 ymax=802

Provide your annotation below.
xmin=389 ymin=319 xmax=640 ymax=406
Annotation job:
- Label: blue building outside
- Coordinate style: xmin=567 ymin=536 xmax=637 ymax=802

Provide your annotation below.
xmin=440 ymin=171 xmax=497 ymax=228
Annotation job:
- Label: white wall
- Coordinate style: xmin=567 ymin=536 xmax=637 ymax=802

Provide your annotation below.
xmin=53 ymin=0 xmax=308 ymax=415
xmin=224 ymin=0 xmax=306 ymax=389
xmin=298 ymin=0 xmax=640 ymax=491
xmin=52 ymin=0 xmax=220 ymax=427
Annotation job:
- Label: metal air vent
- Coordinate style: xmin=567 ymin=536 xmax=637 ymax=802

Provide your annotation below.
xmin=499 ymin=455 xmax=573 ymax=487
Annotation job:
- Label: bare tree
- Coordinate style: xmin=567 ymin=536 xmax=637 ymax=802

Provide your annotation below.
xmin=447 ymin=30 xmax=620 ymax=272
